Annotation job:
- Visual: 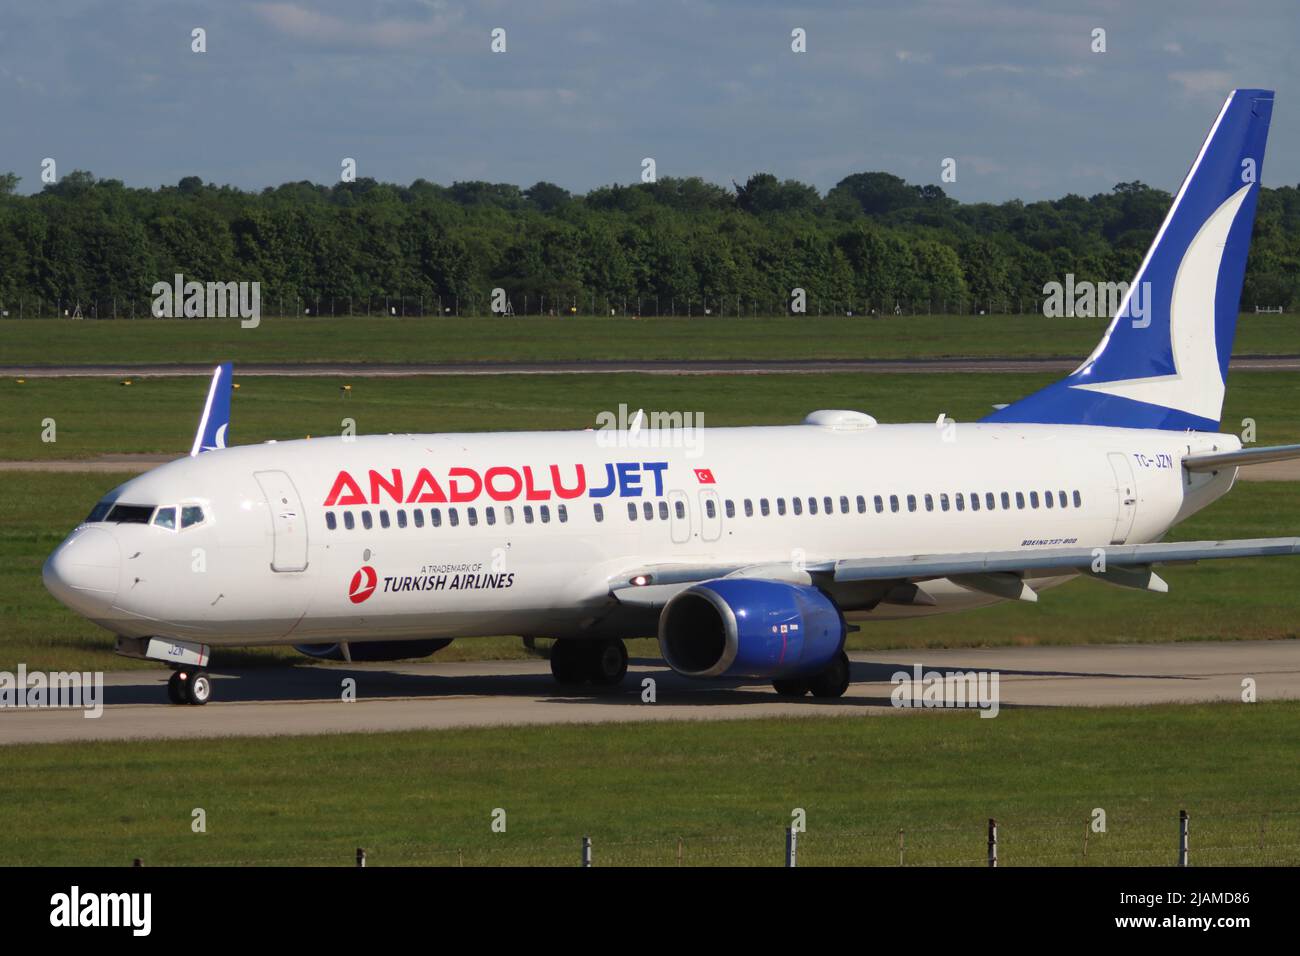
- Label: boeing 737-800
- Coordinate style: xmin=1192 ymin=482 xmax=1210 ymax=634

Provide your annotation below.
xmin=43 ymin=89 xmax=1300 ymax=705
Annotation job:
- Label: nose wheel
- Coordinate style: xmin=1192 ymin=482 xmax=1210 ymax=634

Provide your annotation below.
xmin=167 ymin=668 xmax=212 ymax=705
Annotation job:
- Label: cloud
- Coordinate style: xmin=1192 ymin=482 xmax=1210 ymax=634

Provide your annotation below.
xmin=895 ymin=50 xmax=933 ymax=64
xmin=251 ymin=2 xmax=460 ymax=50
xmin=1168 ymin=69 xmax=1234 ymax=97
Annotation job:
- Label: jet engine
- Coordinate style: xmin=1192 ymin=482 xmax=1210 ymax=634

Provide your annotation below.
xmin=658 ymin=579 xmax=845 ymax=679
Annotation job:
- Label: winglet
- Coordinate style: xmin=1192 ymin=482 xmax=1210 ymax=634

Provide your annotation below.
xmin=190 ymin=362 xmax=233 ymax=456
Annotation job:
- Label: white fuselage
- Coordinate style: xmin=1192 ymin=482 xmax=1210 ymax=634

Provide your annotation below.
xmin=45 ymin=419 xmax=1240 ymax=648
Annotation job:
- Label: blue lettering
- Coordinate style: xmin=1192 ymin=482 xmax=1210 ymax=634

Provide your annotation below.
xmin=642 ymin=461 xmax=667 ymax=496
xmin=589 ymin=463 xmax=617 ymax=498
xmin=616 ymin=461 xmax=642 ymax=497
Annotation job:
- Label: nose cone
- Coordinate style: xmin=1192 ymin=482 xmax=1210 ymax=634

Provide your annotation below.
xmin=43 ymin=527 xmax=120 ymax=618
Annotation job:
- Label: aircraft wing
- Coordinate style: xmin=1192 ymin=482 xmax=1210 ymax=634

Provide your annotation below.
xmin=610 ymin=537 xmax=1300 ymax=606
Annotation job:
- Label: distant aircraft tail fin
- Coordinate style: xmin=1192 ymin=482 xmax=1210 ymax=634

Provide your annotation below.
xmin=984 ymin=88 xmax=1274 ymax=431
xmin=190 ymin=362 xmax=232 ymax=456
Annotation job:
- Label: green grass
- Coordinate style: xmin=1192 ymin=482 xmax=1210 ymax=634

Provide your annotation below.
xmin=1 ymin=313 xmax=1298 ymax=366
xmin=4 ymin=469 xmax=1298 ymax=673
xmin=3 ymin=369 xmax=1299 ymax=460
xmin=2 ymin=703 xmax=1298 ymax=866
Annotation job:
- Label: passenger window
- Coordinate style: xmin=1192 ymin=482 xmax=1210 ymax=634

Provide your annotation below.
xmin=970 ymin=493 xmax=980 ymax=512
xmin=659 ymin=501 xmax=669 ymax=520
xmin=806 ymin=497 xmax=816 ymax=515
xmin=467 ymin=507 xmax=478 ymax=526
xmin=540 ymin=505 xmax=551 ymax=523
xmin=379 ymin=510 xmax=390 ymax=529
xmin=986 ymin=493 xmax=995 ymax=511
xmin=777 ymin=498 xmax=787 ymax=516
xmin=594 ymin=503 xmax=604 ymax=522
xmin=924 ymin=494 xmax=934 ymax=512
xmin=874 ymin=495 xmax=884 ymax=514
xmin=558 ymin=504 xmax=567 ymax=523
xmin=760 ymin=498 xmax=770 ymax=517
xmin=940 ymin=493 xmax=950 ymax=512
xmin=644 ymin=501 xmax=654 ymax=520
xmin=705 ymin=499 xmax=717 ymax=519
xmin=486 ymin=507 xmax=496 ymax=526
xmin=627 ymin=503 xmax=637 ymax=521
xmin=889 ymin=495 xmax=899 ymax=513
xmin=907 ymin=494 xmax=917 ymax=512
xmin=1044 ymin=491 xmax=1053 ymax=509
xmin=431 ymin=508 xmax=442 ymax=527
xmin=449 ymin=509 xmax=460 ymax=527
xmin=344 ymin=512 xmax=355 ymax=530
xmin=1059 ymin=490 xmax=1068 ymax=508
xmin=1073 ymin=490 xmax=1082 ymax=508
xmin=744 ymin=499 xmax=754 ymax=517
xmin=1030 ymin=492 xmax=1039 ymax=509
xmin=675 ymin=500 xmax=686 ymax=519
xmin=955 ymin=493 xmax=965 ymax=512
xmin=792 ymin=498 xmax=803 ymax=516
xmin=362 ymin=511 xmax=373 ymax=530
xmin=181 ymin=506 xmax=204 ymax=528
xmin=524 ymin=506 xmax=534 ymax=524
xmin=824 ymin=496 xmax=833 ymax=515
xmin=326 ymin=512 xmax=337 ymax=530
xmin=856 ymin=495 xmax=866 ymax=514
xmin=840 ymin=496 xmax=849 ymax=514
xmin=505 ymin=506 xmax=515 ymax=525
xmin=1000 ymin=492 xmax=1010 ymax=510
xmin=725 ymin=500 xmax=735 ymax=518
xmin=1016 ymin=492 xmax=1025 ymax=510
xmin=153 ymin=506 xmax=177 ymax=530
xmin=397 ymin=510 xmax=407 ymax=529
xmin=413 ymin=509 xmax=424 ymax=528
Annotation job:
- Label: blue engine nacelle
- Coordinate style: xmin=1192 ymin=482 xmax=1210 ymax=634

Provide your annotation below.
xmin=658 ymin=579 xmax=845 ymax=680
xmin=294 ymin=639 xmax=453 ymax=662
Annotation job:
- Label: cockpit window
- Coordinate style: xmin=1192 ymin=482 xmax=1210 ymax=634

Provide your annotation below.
xmin=106 ymin=504 xmax=154 ymax=524
xmin=181 ymin=506 xmax=205 ymax=528
xmin=85 ymin=501 xmax=112 ymax=523
xmin=153 ymin=507 xmax=177 ymax=530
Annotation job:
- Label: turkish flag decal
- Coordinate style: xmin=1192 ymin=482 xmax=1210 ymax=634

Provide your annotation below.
xmin=694 ymin=468 xmax=716 ymax=484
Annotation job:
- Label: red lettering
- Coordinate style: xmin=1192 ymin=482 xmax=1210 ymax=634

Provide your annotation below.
xmin=405 ymin=468 xmax=447 ymax=504
xmin=484 ymin=466 xmax=523 ymax=501
xmin=550 ymin=463 xmax=586 ymax=499
xmin=448 ymin=467 xmax=483 ymax=502
xmin=522 ymin=465 xmax=551 ymax=501
xmin=368 ymin=469 xmax=404 ymax=505
xmin=324 ymin=471 xmax=366 ymax=507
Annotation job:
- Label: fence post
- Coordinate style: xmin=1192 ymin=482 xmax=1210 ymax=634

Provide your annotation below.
xmin=1178 ymin=810 xmax=1189 ymax=867
xmin=132 ymin=857 xmax=143 ymax=867
xmin=356 ymin=847 xmax=366 ymax=868
xmin=898 ymin=829 xmax=905 ymax=866
xmin=581 ymin=835 xmax=592 ymax=867
xmin=785 ymin=827 xmax=797 ymax=867
xmin=987 ymin=818 xmax=998 ymax=867
xmin=676 ymin=836 xmax=683 ymax=867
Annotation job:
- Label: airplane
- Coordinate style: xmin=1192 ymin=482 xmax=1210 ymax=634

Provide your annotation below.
xmin=43 ymin=88 xmax=1300 ymax=705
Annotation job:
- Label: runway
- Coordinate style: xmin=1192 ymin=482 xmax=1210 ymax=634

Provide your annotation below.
xmin=3 ymin=640 xmax=1295 ymax=745
xmin=5 ymin=355 xmax=1300 ymax=377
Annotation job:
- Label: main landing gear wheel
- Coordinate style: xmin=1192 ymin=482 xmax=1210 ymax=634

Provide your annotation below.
xmin=549 ymin=639 xmax=628 ymax=688
xmin=772 ymin=678 xmax=810 ymax=697
xmin=808 ymin=650 xmax=851 ymax=699
xmin=168 ymin=669 xmax=212 ymax=706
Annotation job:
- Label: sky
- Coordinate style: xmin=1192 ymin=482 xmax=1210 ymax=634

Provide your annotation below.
xmin=1 ymin=0 xmax=1296 ymax=202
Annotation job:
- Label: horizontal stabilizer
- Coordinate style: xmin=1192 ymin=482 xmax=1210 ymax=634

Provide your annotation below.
xmin=1183 ymin=443 xmax=1300 ymax=472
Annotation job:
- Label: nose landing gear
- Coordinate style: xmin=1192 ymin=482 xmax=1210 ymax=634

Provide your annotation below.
xmin=167 ymin=669 xmax=212 ymax=706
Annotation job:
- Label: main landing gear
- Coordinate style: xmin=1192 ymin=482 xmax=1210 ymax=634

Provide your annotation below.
xmin=167 ymin=668 xmax=212 ymax=706
xmin=550 ymin=638 xmax=629 ymax=688
xmin=772 ymin=650 xmax=851 ymax=699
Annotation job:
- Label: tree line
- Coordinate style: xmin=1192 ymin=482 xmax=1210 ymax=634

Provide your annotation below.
xmin=0 ymin=168 xmax=1297 ymax=316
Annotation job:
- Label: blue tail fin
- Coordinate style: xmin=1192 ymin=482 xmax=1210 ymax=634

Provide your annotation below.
xmin=984 ymin=89 xmax=1274 ymax=431
xmin=190 ymin=362 xmax=232 ymax=455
